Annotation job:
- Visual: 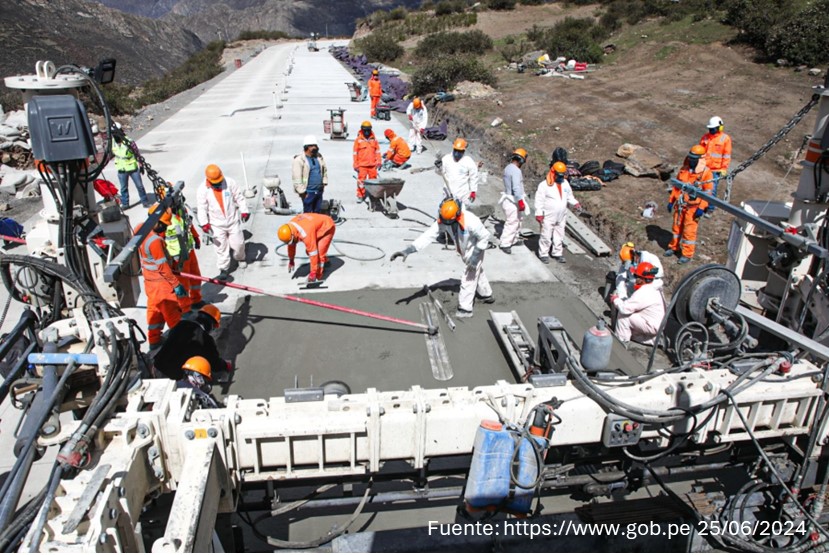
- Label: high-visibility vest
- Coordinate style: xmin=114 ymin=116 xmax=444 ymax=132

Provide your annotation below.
xmin=139 ymin=234 xmax=170 ymax=277
xmin=112 ymin=141 xmax=139 ymax=172
xmin=164 ymin=214 xmax=194 ymax=259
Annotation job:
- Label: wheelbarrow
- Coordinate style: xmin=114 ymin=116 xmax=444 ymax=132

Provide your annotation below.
xmin=363 ymin=178 xmax=405 ymax=218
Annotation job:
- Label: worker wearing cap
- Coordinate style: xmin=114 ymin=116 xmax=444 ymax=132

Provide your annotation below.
xmin=197 ymin=164 xmax=250 ymax=278
xmin=163 ymin=207 xmax=203 ymax=312
xmin=610 ymin=262 xmax=665 ymax=346
xmin=292 ymin=135 xmax=328 ymax=214
xmin=614 ymin=242 xmax=664 ymax=300
xmin=353 ymin=121 xmax=382 ymax=202
xmin=382 ymin=129 xmax=411 ymax=170
xmin=368 ymin=69 xmax=382 ymax=118
xmin=278 ymin=213 xmax=336 ymax=283
xmin=138 ymin=204 xmax=186 ymax=348
xmin=406 ymin=97 xmax=428 ymax=153
xmin=699 ymin=116 xmax=731 ymax=215
xmin=500 ymin=148 xmax=528 ymax=254
xmin=535 ymin=161 xmax=581 ymax=264
xmin=154 ymin=305 xmax=227 ymax=384
xmin=112 ymin=128 xmax=150 ymax=208
xmin=441 ymin=138 xmax=480 ymax=207
xmin=666 ymin=145 xmax=714 ymax=264
xmin=391 ymin=198 xmax=493 ymax=319
xmin=176 ymin=356 xmax=220 ymax=409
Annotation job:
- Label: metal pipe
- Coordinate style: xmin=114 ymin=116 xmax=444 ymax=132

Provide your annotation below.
xmin=27 ymin=353 xmax=98 ymax=365
xmin=0 ymin=340 xmax=37 ymax=405
xmin=14 ymin=343 xmax=58 ymax=458
xmin=0 ymin=309 xmax=36 ymax=362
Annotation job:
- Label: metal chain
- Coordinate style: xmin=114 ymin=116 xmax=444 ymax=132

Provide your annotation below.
xmin=112 ymin=126 xmax=168 ymax=199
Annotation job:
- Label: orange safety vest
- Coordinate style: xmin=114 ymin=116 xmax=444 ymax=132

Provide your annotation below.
xmin=353 ymin=133 xmax=381 ymax=168
xmin=700 ymin=131 xmax=732 ymax=171
xmin=368 ymin=76 xmax=382 ymax=98
xmin=287 ymin=213 xmax=336 ymax=269
xmin=670 ymin=165 xmax=714 ymax=210
xmin=385 ymin=136 xmax=411 ymax=165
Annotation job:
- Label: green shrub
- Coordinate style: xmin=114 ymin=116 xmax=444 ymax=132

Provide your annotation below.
xmin=435 ymin=0 xmax=466 ymax=15
xmin=765 ymin=0 xmax=829 ymax=65
xmin=487 ymin=0 xmax=517 ymax=9
xmin=354 ymin=33 xmax=404 ymax=63
xmin=498 ymin=39 xmax=531 ymax=62
xmin=0 ymin=88 xmax=23 ymax=113
xmin=101 ymin=82 xmax=138 ymax=115
xmin=420 ymin=0 xmax=435 ymax=10
xmin=414 ymin=29 xmax=493 ymax=57
xmin=519 ymin=0 xmax=545 ymax=4
xmin=137 ymin=40 xmax=225 ymax=106
xmin=389 ymin=6 xmax=408 ymax=20
xmin=532 ymin=17 xmax=607 ymax=63
xmin=236 ymin=29 xmax=291 ymax=41
xmin=411 ymin=56 xmax=495 ymax=95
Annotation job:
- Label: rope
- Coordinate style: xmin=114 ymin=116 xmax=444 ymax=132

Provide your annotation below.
xmin=274 ymin=239 xmax=386 ymax=261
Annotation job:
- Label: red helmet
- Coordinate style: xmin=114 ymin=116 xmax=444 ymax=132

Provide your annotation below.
xmin=384 ymin=129 xmax=395 ymax=139
xmin=632 ymin=262 xmax=657 ymax=282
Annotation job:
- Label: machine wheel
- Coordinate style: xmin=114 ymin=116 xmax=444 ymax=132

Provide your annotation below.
xmin=672 ymin=264 xmax=741 ymax=325
xmin=320 ymin=380 xmax=351 ymax=397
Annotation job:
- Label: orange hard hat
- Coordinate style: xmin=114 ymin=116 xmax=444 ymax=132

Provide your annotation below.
xmin=205 ymin=164 xmax=224 ymax=184
xmin=619 ymin=242 xmax=635 ymax=263
xmin=182 ymin=356 xmax=211 ymax=381
xmin=452 ymin=138 xmax=467 ymax=151
xmin=148 ymin=204 xmax=173 ymax=226
xmin=632 ymin=261 xmax=657 ymax=281
xmin=552 ymin=161 xmax=567 ymax=174
xmin=384 ymin=129 xmax=395 ymax=139
xmin=413 ymin=97 xmax=422 ymax=109
xmin=513 ymin=148 xmax=527 ymax=161
xmin=690 ymin=145 xmax=706 ymax=156
xmin=277 ymin=224 xmax=293 ymax=243
xmin=199 ymin=304 xmax=222 ymax=326
xmin=361 ymin=120 xmax=372 ymax=129
xmin=372 ymin=69 xmax=379 ymax=75
xmin=439 ymin=198 xmax=461 ymax=222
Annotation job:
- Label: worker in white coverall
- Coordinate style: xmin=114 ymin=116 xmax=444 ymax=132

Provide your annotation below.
xmin=391 ymin=198 xmax=493 ymax=319
xmin=197 ymin=164 xmax=250 ymax=278
xmin=500 ymin=148 xmax=528 ymax=254
xmin=535 ymin=161 xmax=581 ymax=264
xmin=614 ymin=242 xmax=665 ymax=300
xmin=405 ymin=97 xmax=428 ymax=153
xmin=611 ymin=262 xmax=665 ymax=346
xmin=440 ymin=138 xmax=479 ymax=207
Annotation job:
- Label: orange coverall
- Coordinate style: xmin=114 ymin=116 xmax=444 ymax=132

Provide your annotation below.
xmin=287 ymin=213 xmax=336 ymax=277
xmin=385 ymin=135 xmax=412 ymax=166
xmin=368 ymin=75 xmax=382 ymax=117
xmin=137 ymin=227 xmax=183 ymax=346
xmin=700 ymin=131 xmax=732 ymax=172
xmin=353 ymin=132 xmax=381 ymax=199
xmin=668 ymin=163 xmax=714 ymax=258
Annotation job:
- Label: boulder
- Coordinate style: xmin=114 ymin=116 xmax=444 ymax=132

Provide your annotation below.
xmin=616 ymin=143 xmax=639 ymax=158
xmin=809 ymin=68 xmax=823 ymax=76
xmin=0 ymin=124 xmax=20 ymax=138
xmin=616 ymin=143 xmax=667 ymax=178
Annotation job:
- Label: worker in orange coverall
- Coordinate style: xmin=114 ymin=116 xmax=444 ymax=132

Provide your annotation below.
xmin=666 ymin=145 xmax=714 ymax=264
xmin=277 ymin=213 xmax=336 ymax=283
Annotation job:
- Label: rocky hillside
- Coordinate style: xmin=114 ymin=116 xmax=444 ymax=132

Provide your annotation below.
xmin=1 ymin=0 xmax=202 ymax=86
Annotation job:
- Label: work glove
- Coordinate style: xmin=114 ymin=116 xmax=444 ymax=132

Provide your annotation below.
xmin=419 ymin=128 xmax=425 ymax=137
xmin=225 ymin=360 xmax=234 ymax=373
xmin=201 ymin=224 xmax=211 ymax=234
xmin=390 ymin=245 xmax=416 ymax=262
xmin=408 ymin=114 xmax=413 ymax=121
xmin=173 ymin=284 xmax=187 ymax=297
xmin=517 ymin=199 xmax=526 ymax=212
xmin=307 ymin=272 xmax=318 ymax=283
xmin=469 ymin=191 xmax=476 ymax=202
xmin=193 ymin=236 xmax=201 ymax=249
xmin=694 ymin=208 xmax=705 ymax=220
xmin=536 ymin=215 xmax=544 ymax=224
xmin=241 ymin=213 xmax=250 ymax=223
xmin=288 ymin=260 xmax=295 ymax=273
xmin=574 ymin=203 xmax=582 ymax=212
xmin=666 ymin=203 xmax=673 ymax=213
xmin=610 ymin=294 xmax=619 ymax=304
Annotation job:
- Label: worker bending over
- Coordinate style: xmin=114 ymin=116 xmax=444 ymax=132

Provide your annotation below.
xmin=610 ymin=262 xmax=665 ymax=347
xmin=382 ymin=129 xmax=411 ymax=170
xmin=353 ymin=121 xmax=382 ymax=203
xmin=164 ymin=206 xmax=203 ymax=312
xmin=500 ymin=148 xmax=528 ymax=254
xmin=535 ymin=161 xmax=581 ymax=264
xmin=406 ymin=97 xmax=428 ymax=153
xmin=197 ymin=164 xmax=250 ymax=278
xmin=177 ymin=356 xmax=220 ymax=409
xmin=278 ymin=213 xmax=336 ymax=283
xmin=391 ymin=198 xmax=493 ymax=319
xmin=699 ymin=116 xmax=731 ymax=214
xmin=154 ymin=305 xmax=227 ymax=382
xmin=613 ymin=242 xmax=664 ymax=300
xmin=368 ymin=69 xmax=382 ymax=119
xmin=666 ymin=145 xmax=713 ymax=264
xmin=441 ymin=138 xmax=479 ymax=206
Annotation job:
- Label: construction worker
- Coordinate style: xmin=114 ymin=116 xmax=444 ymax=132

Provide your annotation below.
xmin=406 ymin=97 xmax=428 ymax=153
xmin=535 ymin=161 xmax=581 ymax=264
xmin=177 ymin=356 xmax=220 ymax=409
xmin=666 ymin=145 xmax=714 ymax=264
xmin=353 ymin=121 xmax=381 ymax=202
xmin=441 ymin=138 xmax=479 ymax=207
xmin=500 ymin=148 xmax=528 ymax=254
xmin=292 ymin=135 xmax=328 ymax=214
xmin=138 ymin=204 xmax=186 ymax=349
xmin=153 ymin=305 xmax=226 ymax=381
xmin=368 ymin=69 xmax=382 ymax=119
xmin=613 ymin=242 xmax=664 ymax=300
xmin=197 ymin=164 xmax=250 ymax=278
xmin=610 ymin=262 xmax=665 ymax=347
xmin=699 ymin=116 xmax=732 ymax=215
xmin=382 ymin=129 xmax=411 ymax=170
xmin=391 ymin=198 xmax=493 ymax=319
xmin=112 ymin=128 xmax=149 ymax=208
xmin=278 ymin=213 xmax=336 ymax=283
xmin=164 ymin=207 xmax=203 ymax=312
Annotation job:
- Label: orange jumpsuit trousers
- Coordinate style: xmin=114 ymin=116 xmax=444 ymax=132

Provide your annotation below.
xmin=176 ymin=251 xmax=203 ymax=312
xmin=139 ymin=231 xmax=183 ymax=347
xmin=287 ymin=213 xmax=337 ymax=277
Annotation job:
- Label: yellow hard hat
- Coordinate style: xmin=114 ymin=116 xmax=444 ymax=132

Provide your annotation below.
xmin=361 ymin=120 xmax=372 ymax=129
xmin=552 ymin=161 xmax=567 ymax=174
xmin=277 ymin=224 xmax=293 ymax=243
xmin=690 ymin=144 xmax=706 ymax=156
xmin=205 ymin=164 xmax=223 ymax=184
xmin=452 ymin=138 xmax=467 ymax=151
xmin=439 ymin=198 xmax=461 ymax=222
xmin=619 ymin=242 xmax=635 ymax=263
xmin=372 ymin=69 xmax=379 ymax=75
xmin=182 ymin=356 xmax=211 ymax=381
xmin=513 ymin=148 xmax=527 ymax=161
xmin=199 ymin=304 xmax=222 ymax=326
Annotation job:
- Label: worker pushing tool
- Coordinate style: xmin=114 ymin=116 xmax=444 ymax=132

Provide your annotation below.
xmin=163 ymin=206 xmax=203 ymax=312
xmin=666 ymin=145 xmax=714 ymax=264
xmin=391 ymin=198 xmax=494 ymax=319
xmin=353 ymin=121 xmax=382 ymax=203
xmin=699 ymin=116 xmax=732 ymax=215
xmin=406 ymin=97 xmax=428 ymax=153
xmin=441 ymin=138 xmax=480 ymax=207
xmin=499 ymin=147 xmax=528 ymax=254
xmin=278 ymin=213 xmax=336 ymax=283
xmin=368 ymin=69 xmax=382 ymax=119
xmin=382 ymin=129 xmax=411 ymax=170
xmin=197 ymin=164 xmax=250 ymax=278
xmin=535 ymin=161 xmax=581 ymax=264
xmin=610 ymin=261 xmax=665 ymax=347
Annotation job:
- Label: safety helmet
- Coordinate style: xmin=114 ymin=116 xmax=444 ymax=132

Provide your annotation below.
xmin=384 ymin=129 xmax=395 ymax=139
xmin=303 ymin=135 xmax=318 ymax=148
xmin=413 ymin=97 xmax=422 ymax=109
xmin=199 ymin=304 xmax=222 ymax=327
xmin=689 ymin=144 xmax=706 ymax=157
xmin=372 ymin=69 xmax=379 ymax=76
xmin=361 ymin=120 xmax=372 ymax=129
xmin=452 ymin=138 xmax=467 ymax=151
xmin=277 ymin=224 xmax=293 ymax=243
xmin=632 ymin=261 xmax=657 ymax=281
xmin=513 ymin=148 xmax=527 ymax=163
xmin=552 ymin=161 xmax=567 ymax=174
xmin=205 ymin=164 xmax=224 ymax=184
xmin=439 ymin=198 xmax=461 ymax=223
xmin=148 ymin=204 xmax=173 ymax=226
xmin=707 ymin=116 xmax=723 ymax=130
xmin=182 ymin=356 xmax=212 ymax=381
xmin=619 ymin=241 xmax=635 ymax=263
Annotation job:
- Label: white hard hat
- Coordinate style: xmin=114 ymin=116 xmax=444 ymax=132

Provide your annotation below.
xmin=707 ymin=116 xmax=723 ymax=129
xmin=303 ymin=135 xmax=318 ymax=147
xmin=114 ymin=122 xmax=122 ymax=130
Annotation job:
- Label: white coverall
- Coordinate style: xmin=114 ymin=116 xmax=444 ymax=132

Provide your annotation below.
xmin=534 ymin=177 xmax=578 ymax=258
xmin=500 ymin=162 xmax=526 ymax=248
xmin=405 ymin=102 xmax=428 ymax=152
xmin=441 ymin=153 xmax=479 ymax=207
xmin=612 ymin=282 xmax=666 ymax=344
xmin=196 ymin=177 xmax=249 ymax=272
xmin=615 ymin=251 xmax=665 ymax=300
xmin=412 ymin=211 xmax=491 ymax=312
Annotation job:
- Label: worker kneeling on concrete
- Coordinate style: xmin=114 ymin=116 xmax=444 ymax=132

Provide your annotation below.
xmin=278 ymin=213 xmax=336 ymax=283
xmin=535 ymin=161 xmax=581 ymax=264
xmin=153 ymin=304 xmax=229 ymax=383
xmin=610 ymin=262 xmax=665 ymax=347
xmin=391 ymin=198 xmax=493 ymax=319
xmin=666 ymin=145 xmax=714 ymax=264
xmin=382 ymin=129 xmax=411 ymax=170
xmin=612 ymin=241 xmax=664 ymax=301
xmin=178 ymin=356 xmax=220 ymax=409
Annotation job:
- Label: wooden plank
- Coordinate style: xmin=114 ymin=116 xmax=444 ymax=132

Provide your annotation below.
xmin=565 ymin=210 xmax=611 ymax=256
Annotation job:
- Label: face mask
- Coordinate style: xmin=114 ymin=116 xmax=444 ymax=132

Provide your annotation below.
xmin=555 ymin=174 xmax=564 ymax=183
xmin=309 ymin=147 xmax=319 ymax=156
xmin=154 ymin=223 xmax=167 ymax=234
xmin=708 ymin=128 xmax=718 ymax=135
xmin=688 ymin=155 xmax=700 ymax=168
xmin=452 ymin=150 xmax=464 ymax=162
xmin=362 ymin=129 xmax=371 ymax=138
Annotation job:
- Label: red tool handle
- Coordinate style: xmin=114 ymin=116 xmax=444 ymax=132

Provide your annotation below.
xmin=0 ymin=235 xmax=26 ymax=244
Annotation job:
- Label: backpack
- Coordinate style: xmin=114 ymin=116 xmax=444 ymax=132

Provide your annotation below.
xmin=0 ymin=217 xmax=24 ymax=239
xmin=551 ymin=147 xmax=569 ymax=165
xmin=579 ymin=160 xmax=601 ymax=176
xmin=569 ymin=177 xmax=602 ymax=191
